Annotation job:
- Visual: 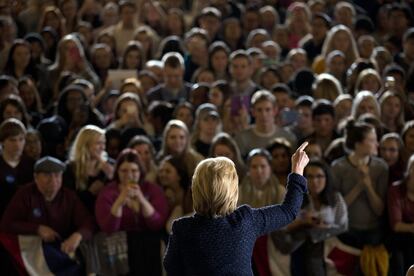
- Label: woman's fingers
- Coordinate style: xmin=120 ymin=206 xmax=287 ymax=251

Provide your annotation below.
xmin=297 ymin=141 xmax=309 ymax=152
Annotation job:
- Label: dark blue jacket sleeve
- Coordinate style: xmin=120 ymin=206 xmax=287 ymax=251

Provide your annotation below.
xmin=252 ymin=173 xmax=307 ymax=236
xmin=163 ymin=222 xmax=185 ymax=276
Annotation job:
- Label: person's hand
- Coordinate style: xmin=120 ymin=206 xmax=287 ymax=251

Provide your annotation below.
xmin=357 ymin=164 xmax=373 ymax=189
xmin=61 ymin=232 xmax=82 ymax=256
xmin=124 ymin=183 xmax=141 ymax=212
xmin=100 ymin=161 xmax=114 ymax=179
xmin=103 ymin=78 xmax=113 ymax=92
xmin=291 ymin=142 xmax=309 ymax=175
xmin=38 ymin=225 xmax=60 ymax=242
xmin=117 ymin=184 xmax=132 ymax=205
xmin=89 ymin=180 xmax=105 ymax=195
xmin=358 ymin=163 xmax=370 ymax=177
xmin=299 ymin=210 xmax=320 ymax=227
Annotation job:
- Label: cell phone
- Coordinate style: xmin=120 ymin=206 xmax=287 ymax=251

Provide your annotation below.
xmin=280 ymin=109 xmax=299 ymax=126
xmin=69 ymin=47 xmax=81 ymax=61
xmin=230 ymin=96 xmax=250 ymax=116
xmin=385 ymin=76 xmax=396 ymax=89
xmin=126 ymin=105 xmax=135 ymax=115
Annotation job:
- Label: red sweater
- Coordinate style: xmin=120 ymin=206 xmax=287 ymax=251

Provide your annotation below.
xmin=388 ymin=181 xmax=414 ymax=229
xmin=95 ymin=181 xmax=169 ymax=234
xmin=0 ymin=183 xmax=95 ymax=240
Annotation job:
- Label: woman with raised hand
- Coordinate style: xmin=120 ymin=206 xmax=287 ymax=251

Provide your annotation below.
xmin=164 ymin=142 xmax=309 ymax=275
xmin=63 ymin=125 xmax=114 ymax=213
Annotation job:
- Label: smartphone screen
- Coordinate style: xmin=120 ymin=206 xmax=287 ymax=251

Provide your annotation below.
xmin=280 ymin=109 xmax=299 ymax=126
xmin=230 ymin=96 xmax=250 ymax=116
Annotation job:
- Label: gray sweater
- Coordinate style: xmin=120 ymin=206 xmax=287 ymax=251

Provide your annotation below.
xmin=331 ymin=156 xmax=388 ymax=230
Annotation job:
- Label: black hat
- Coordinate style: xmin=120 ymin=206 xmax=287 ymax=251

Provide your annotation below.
xmin=34 ymin=156 xmax=66 ymax=173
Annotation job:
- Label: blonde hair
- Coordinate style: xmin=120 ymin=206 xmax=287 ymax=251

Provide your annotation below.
xmin=351 ymin=90 xmax=381 ymax=119
xmin=69 ymin=125 xmax=105 ymax=191
xmin=354 ymin=68 xmax=382 ymax=95
xmin=160 ymin=119 xmax=190 ymax=157
xmin=313 ymin=73 xmax=343 ymax=102
xmin=322 ymin=25 xmax=359 ymax=68
xmin=192 ymin=157 xmax=239 ymax=218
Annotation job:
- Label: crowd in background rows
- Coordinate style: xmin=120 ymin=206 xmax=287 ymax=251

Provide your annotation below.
xmin=1 ymin=0 xmax=414 ymax=275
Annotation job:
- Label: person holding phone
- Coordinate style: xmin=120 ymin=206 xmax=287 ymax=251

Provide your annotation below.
xmin=95 ymin=148 xmax=169 ymax=234
xmin=164 ymin=142 xmax=309 ymax=275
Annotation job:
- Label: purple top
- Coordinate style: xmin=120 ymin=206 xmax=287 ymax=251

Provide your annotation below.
xmin=95 ymin=181 xmax=169 ymax=234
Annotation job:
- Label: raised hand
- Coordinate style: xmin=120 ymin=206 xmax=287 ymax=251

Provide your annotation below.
xmin=291 ymin=142 xmax=310 ymax=176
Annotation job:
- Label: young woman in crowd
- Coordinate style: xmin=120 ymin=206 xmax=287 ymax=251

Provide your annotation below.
xmin=48 ymin=34 xmax=100 ymax=99
xmin=388 ymin=154 xmax=414 ymax=275
xmin=63 ymin=125 xmax=114 ymax=213
xmin=287 ymin=160 xmax=348 ymax=276
xmin=95 ymin=148 xmax=168 ymax=232
xmin=128 ymin=135 xmax=158 ymax=183
xmin=157 ymin=119 xmax=203 ymax=177
xmin=401 ymin=120 xmax=414 ymax=165
xmin=379 ymin=133 xmax=405 ymax=184
xmin=208 ymin=41 xmax=230 ymax=81
xmin=107 ymin=92 xmax=152 ymax=135
xmin=120 ymin=41 xmax=145 ymax=71
xmin=238 ymin=148 xmax=288 ymax=275
xmin=0 ymin=94 xmax=31 ymax=128
xmin=379 ymin=91 xmax=404 ymax=133
xmin=267 ymin=138 xmax=293 ymax=187
xmin=157 ymin=155 xmax=192 ymax=233
xmin=191 ymin=103 xmax=222 ymax=157
xmin=17 ymin=77 xmax=44 ymax=126
xmin=351 ymin=90 xmax=381 ymax=120
xmin=209 ymin=132 xmax=246 ymax=181
xmin=172 ymin=101 xmax=194 ymax=130
xmin=239 ymin=148 xmax=286 ymax=208
xmin=313 ymin=24 xmax=359 ymax=74
xmin=332 ymin=119 xmax=388 ymax=273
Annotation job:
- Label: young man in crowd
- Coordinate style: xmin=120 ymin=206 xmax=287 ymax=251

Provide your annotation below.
xmin=235 ymin=90 xmax=296 ymax=157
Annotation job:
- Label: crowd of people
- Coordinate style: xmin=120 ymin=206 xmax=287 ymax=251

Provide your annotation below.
xmin=0 ymin=0 xmax=414 ymax=275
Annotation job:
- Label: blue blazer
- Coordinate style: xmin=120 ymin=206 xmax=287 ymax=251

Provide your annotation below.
xmin=164 ymin=173 xmax=307 ymax=276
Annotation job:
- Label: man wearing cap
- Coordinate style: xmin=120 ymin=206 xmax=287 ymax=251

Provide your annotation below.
xmin=0 ymin=156 xmax=95 ymax=255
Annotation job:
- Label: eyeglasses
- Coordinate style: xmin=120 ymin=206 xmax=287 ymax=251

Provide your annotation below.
xmin=305 ymin=174 xmax=326 ymax=179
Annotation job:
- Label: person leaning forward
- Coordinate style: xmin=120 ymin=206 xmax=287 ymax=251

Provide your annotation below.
xmin=0 ymin=156 xmax=95 ymax=256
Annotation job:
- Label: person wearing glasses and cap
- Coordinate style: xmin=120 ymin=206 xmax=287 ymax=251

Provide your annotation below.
xmin=0 ymin=156 xmax=95 ymax=256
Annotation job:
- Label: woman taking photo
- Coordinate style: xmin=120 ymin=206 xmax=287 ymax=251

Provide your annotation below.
xmin=95 ymin=148 xmax=169 ymax=233
xmin=164 ymin=142 xmax=309 ymax=275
